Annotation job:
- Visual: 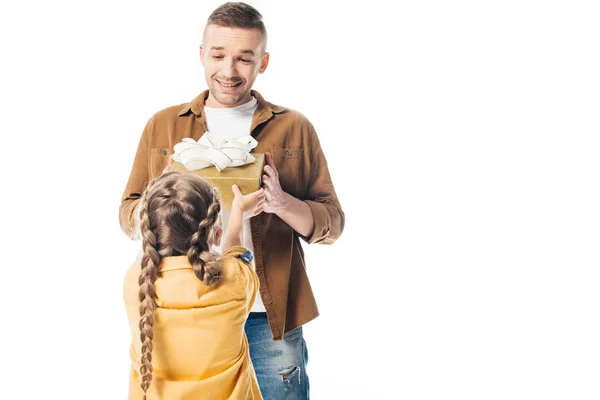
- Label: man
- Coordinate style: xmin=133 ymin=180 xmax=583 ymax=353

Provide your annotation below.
xmin=119 ymin=3 xmax=344 ymax=399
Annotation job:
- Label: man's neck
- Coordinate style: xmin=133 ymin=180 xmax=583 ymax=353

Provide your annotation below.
xmin=205 ymin=92 xmax=253 ymax=109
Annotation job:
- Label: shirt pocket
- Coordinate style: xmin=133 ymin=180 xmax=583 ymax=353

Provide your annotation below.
xmin=270 ymin=147 xmax=303 ymax=195
xmin=149 ymin=147 xmax=170 ymax=178
xmin=271 ymin=147 xmax=302 ymax=159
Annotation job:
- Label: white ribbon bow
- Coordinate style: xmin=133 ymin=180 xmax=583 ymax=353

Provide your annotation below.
xmin=172 ymin=132 xmax=258 ymax=172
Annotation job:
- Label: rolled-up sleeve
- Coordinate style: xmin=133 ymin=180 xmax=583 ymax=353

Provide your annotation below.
xmin=119 ymin=118 xmax=153 ymax=239
xmin=299 ymin=123 xmax=345 ymax=245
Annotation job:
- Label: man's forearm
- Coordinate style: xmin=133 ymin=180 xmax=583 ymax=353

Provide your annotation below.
xmin=275 ymin=192 xmax=315 ymax=238
xmin=119 ymin=198 xmax=141 ymax=240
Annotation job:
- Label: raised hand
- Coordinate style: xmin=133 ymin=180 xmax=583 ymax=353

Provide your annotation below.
xmin=162 ymin=155 xmax=175 ymax=174
xmin=231 ymin=185 xmax=266 ymax=219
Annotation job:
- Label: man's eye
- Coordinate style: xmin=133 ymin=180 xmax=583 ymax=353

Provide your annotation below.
xmin=212 ymin=55 xmax=224 ymax=59
xmin=240 ymin=59 xmax=252 ymax=63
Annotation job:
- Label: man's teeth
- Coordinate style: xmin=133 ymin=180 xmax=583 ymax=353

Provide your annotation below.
xmin=220 ymin=81 xmax=240 ymax=87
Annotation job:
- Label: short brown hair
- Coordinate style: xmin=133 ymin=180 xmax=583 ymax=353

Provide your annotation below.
xmin=205 ymin=2 xmax=267 ymax=45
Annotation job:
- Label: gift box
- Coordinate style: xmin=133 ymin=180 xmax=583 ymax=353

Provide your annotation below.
xmin=170 ymin=153 xmax=265 ymax=209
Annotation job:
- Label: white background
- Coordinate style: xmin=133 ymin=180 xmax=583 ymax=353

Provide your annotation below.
xmin=1 ymin=0 xmax=599 ymax=399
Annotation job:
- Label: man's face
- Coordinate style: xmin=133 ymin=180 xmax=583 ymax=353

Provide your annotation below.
xmin=200 ymin=25 xmax=269 ymax=108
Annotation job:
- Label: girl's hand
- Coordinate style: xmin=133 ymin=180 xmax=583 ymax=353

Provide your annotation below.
xmin=231 ymin=185 xmax=266 ymax=219
xmin=162 ymin=155 xmax=175 ymax=174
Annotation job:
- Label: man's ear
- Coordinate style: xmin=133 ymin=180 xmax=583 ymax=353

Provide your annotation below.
xmin=259 ymin=52 xmax=270 ymax=74
xmin=199 ymin=45 xmax=205 ymax=66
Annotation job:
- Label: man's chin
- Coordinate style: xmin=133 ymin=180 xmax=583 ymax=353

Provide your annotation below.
xmin=210 ymin=90 xmax=246 ymax=107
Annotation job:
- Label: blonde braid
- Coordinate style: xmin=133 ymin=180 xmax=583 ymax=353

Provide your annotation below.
xmin=137 ymin=189 xmax=161 ymax=399
xmin=187 ymin=187 xmax=223 ymax=285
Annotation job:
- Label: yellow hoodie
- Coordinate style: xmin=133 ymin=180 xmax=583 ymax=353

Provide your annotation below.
xmin=123 ymin=246 xmax=262 ymax=399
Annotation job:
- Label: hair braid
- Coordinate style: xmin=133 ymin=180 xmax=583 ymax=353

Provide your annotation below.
xmin=138 ymin=190 xmax=161 ymax=398
xmin=129 ymin=172 xmax=226 ymax=398
xmin=187 ymin=187 xmax=223 ymax=285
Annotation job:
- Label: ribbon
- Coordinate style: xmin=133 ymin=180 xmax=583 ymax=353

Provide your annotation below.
xmin=172 ymin=132 xmax=258 ymax=172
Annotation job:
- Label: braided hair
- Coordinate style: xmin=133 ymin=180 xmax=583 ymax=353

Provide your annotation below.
xmin=136 ymin=171 xmax=224 ymax=398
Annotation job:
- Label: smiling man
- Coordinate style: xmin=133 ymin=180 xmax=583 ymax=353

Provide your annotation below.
xmin=119 ymin=3 xmax=344 ymax=399
xmin=202 ymin=23 xmax=267 ymax=108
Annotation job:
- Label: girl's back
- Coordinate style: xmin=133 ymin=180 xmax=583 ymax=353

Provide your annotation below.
xmin=124 ymin=245 xmax=261 ymax=399
xmin=122 ymin=171 xmax=267 ymax=399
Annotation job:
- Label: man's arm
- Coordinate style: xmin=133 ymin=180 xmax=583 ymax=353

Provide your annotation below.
xmin=119 ymin=118 xmax=153 ymax=239
xmin=296 ymin=123 xmax=345 ymax=244
xmin=274 ymin=193 xmax=315 ymax=238
xmin=261 ymin=123 xmax=345 ymax=244
xmin=260 ymin=154 xmax=315 ymax=238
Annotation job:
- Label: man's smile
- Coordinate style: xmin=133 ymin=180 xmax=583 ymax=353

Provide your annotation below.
xmin=216 ymin=79 xmax=242 ymax=89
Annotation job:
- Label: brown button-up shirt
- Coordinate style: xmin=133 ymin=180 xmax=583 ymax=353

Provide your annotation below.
xmin=119 ymin=90 xmax=345 ymax=340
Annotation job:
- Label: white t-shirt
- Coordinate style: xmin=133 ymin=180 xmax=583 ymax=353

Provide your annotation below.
xmin=204 ymin=97 xmax=266 ymax=313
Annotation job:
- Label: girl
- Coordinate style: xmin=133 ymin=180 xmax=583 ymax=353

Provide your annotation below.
xmin=123 ymin=171 xmax=266 ymax=399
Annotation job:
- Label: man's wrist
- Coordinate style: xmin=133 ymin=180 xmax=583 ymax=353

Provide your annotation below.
xmin=276 ymin=191 xmax=299 ymax=218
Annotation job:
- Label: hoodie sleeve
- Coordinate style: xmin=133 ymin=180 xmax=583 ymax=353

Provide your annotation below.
xmin=240 ymin=257 xmax=259 ymax=314
xmin=123 ymin=262 xmax=142 ymax=351
xmin=223 ymin=246 xmax=259 ymax=314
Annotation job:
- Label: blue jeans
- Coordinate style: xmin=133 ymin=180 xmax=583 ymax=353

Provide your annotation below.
xmin=244 ymin=312 xmax=310 ymax=400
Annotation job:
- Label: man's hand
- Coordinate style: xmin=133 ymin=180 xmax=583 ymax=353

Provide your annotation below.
xmin=261 ymin=152 xmax=289 ymax=213
xmin=258 ymin=152 xmax=316 ymax=238
xmin=232 ymin=185 xmax=266 ymax=219
xmin=162 ymin=155 xmax=175 ymax=174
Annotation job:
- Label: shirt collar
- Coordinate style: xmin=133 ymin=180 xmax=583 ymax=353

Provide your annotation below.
xmin=177 ymin=89 xmax=286 ymax=117
xmin=159 ymin=255 xmax=192 ymax=273
xmin=158 ymin=246 xmax=248 ymax=273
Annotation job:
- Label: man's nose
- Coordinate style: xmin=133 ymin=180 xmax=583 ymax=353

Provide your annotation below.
xmin=221 ymin=58 xmax=237 ymax=79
